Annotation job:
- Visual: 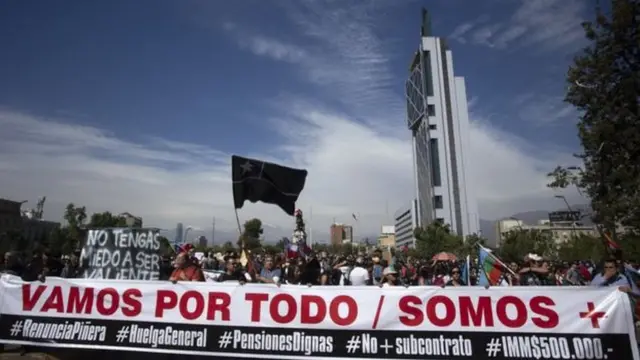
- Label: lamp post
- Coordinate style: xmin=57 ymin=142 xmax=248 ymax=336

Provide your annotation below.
xmin=183 ymin=226 xmax=193 ymax=244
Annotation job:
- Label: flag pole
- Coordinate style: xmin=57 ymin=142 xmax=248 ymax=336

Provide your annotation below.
xmin=234 ymin=208 xmax=245 ymax=250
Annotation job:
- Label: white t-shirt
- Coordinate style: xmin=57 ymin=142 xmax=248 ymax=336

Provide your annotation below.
xmin=349 ymin=266 xmax=369 ymax=286
xmin=338 ymin=266 xmax=350 ymax=286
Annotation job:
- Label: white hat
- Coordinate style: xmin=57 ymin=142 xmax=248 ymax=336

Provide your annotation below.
xmin=526 ymin=253 xmax=543 ymax=261
xmin=383 ymin=266 xmax=397 ymax=276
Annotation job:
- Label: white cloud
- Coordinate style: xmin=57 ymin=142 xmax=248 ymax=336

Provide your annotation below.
xmin=513 ymin=93 xmax=577 ymax=126
xmin=1 ymin=103 xmax=581 ymax=242
xmin=222 ymin=1 xmax=403 ymax=133
xmin=453 ymin=0 xmax=587 ymax=51
xmin=1 ymin=2 xmax=585 ymax=243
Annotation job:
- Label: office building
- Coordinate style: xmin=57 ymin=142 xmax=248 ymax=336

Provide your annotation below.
xmin=405 ymin=9 xmax=480 ymax=236
xmin=330 ymin=223 xmax=353 ymax=246
xmin=495 ymin=218 xmax=598 ymax=246
xmin=343 ymin=225 xmax=353 ymax=243
xmin=176 ymin=222 xmax=184 ymax=244
xmin=378 ymin=225 xmax=396 ymax=249
xmin=0 ymin=198 xmax=60 ymax=251
xmin=118 ymin=212 xmax=143 ymax=228
xmin=394 ymin=200 xmax=419 ymax=248
xmin=197 ymin=236 xmax=207 ymax=248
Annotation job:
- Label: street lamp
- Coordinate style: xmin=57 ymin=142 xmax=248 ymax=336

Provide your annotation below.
xmin=183 ymin=226 xmax=193 ymax=244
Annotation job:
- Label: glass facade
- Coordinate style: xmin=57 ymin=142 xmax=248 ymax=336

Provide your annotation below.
xmin=406 ymin=50 xmax=437 ymax=228
xmin=414 ymin=121 xmax=434 ymax=227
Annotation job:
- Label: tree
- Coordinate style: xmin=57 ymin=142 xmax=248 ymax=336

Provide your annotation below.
xmin=497 ymin=229 xmax=555 ymax=263
xmin=237 ymin=218 xmax=263 ymax=250
xmin=157 ymin=236 xmax=173 ymax=255
xmin=547 ymin=0 xmax=640 ymax=235
xmin=89 ymin=211 xmax=127 ymax=228
xmin=557 ymin=234 xmax=606 ymax=261
xmin=414 ymin=221 xmax=464 ymax=258
xmin=62 ymin=203 xmax=87 ymax=252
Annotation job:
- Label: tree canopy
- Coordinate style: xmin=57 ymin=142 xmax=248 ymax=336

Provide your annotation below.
xmin=547 ymin=0 xmax=640 ymax=236
xmin=237 ymin=218 xmax=263 ymax=250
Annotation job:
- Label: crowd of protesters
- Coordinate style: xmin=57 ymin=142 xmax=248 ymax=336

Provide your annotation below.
xmin=1 ymin=248 xmax=637 ymax=291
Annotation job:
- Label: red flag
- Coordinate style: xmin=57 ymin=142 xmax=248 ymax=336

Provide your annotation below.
xmin=603 ymin=232 xmax=620 ymax=251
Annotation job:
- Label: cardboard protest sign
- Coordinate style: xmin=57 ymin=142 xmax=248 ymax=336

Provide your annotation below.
xmin=80 ymin=228 xmax=161 ymax=280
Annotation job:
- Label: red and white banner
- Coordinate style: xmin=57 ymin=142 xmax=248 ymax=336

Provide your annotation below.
xmin=0 ymin=275 xmax=638 ymax=360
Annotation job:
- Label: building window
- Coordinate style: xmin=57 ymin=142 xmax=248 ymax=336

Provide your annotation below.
xmin=422 ymin=51 xmax=434 ymax=96
xmin=428 ymin=124 xmax=436 ymax=130
xmin=427 ymin=104 xmax=435 ymax=116
xmin=434 ymin=195 xmax=443 ymax=209
xmin=435 ymin=218 xmax=445 ymax=224
xmin=429 ymin=138 xmax=442 ymax=186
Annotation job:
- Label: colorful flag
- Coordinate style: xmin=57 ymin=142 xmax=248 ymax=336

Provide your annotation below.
xmin=460 ymin=255 xmax=471 ymax=285
xmin=478 ymin=246 xmax=508 ymax=286
xmin=173 ymin=243 xmax=193 ymax=254
xmin=603 ymin=231 xmax=621 ymax=251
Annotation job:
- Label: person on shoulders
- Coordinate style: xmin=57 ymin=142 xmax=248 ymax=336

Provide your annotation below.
xmin=169 ymin=252 xmax=205 ymax=282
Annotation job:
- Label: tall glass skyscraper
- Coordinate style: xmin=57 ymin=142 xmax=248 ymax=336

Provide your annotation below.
xmin=175 ymin=222 xmax=184 ymax=243
xmin=405 ymin=9 xmax=480 ymax=236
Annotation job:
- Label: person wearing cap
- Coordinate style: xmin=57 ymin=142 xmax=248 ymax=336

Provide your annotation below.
xmin=518 ymin=253 xmax=550 ymax=286
xmin=381 ymin=266 xmax=401 ymax=287
xmin=348 ymin=256 xmax=369 ymax=286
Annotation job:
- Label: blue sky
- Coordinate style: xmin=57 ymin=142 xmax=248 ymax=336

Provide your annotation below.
xmin=0 ymin=0 xmax=589 ymax=241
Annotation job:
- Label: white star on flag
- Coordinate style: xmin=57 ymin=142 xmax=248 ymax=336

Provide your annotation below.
xmin=240 ymin=161 xmax=253 ymax=174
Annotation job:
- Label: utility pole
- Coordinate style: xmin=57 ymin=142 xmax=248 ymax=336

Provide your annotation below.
xmin=212 ymin=217 xmax=216 ymax=247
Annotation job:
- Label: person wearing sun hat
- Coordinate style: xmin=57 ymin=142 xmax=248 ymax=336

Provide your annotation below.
xmin=381 ymin=265 xmax=402 ymax=287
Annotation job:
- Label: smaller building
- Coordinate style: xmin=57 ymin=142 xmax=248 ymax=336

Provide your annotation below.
xmin=118 ymin=212 xmax=143 ymax=228
xmin=343 ymin=225 xmax=353 ymax=244
xmin=495 ymin=218 xmax=598 ymax=245
xmin=394 ymin=200 xmax=419 ymax=248
xmin=197 ymin=235 xmax=207 ymax=248
xmin=330 ymin=223 xmax=345 ymax=246
xmin=23 ymin=218 xmax=60 ymax=245
xmin=330 ymin=223 xmax=355 ymax=245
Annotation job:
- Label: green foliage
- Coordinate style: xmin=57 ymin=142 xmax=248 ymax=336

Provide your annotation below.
xmin=237 ymin=218 xmax=263 ymax=250
xmin=548 ymin=0 xmax=640 ymax=234
xmin=556 ymin=233 xmax=606 ymax=261
xmin=89 ymin=211 xmax=127 ymax=228
xmin=497 ymin=229 xmax=556 ymax=263
xmin=157 ymin=236 xmax=173 ymax=255
xmin=616 ymin=232 xmax=640 ymax=261
xmin=413 ymin=222 xmax=485 ymax=258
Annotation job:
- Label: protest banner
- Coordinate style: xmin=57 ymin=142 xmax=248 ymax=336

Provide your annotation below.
xmin=79 ymin=228 xmax=161 ymax=280
xmin=0 ymin=275 xmax=638 ymax=360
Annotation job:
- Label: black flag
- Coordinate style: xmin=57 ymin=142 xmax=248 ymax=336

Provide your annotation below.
xmin=232 ymin=155 xmax=308 ymax=216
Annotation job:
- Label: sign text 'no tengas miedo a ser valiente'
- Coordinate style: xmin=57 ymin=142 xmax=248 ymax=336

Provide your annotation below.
xmin=79 ymin=227 xmax=161 ymax=280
